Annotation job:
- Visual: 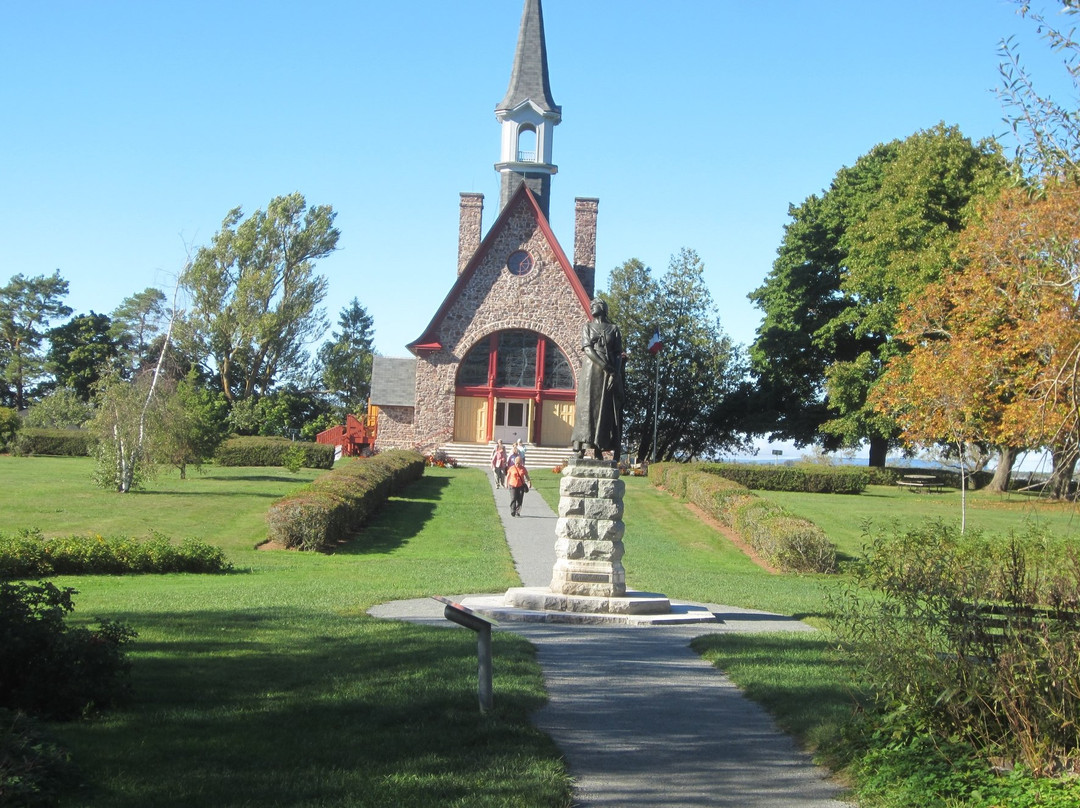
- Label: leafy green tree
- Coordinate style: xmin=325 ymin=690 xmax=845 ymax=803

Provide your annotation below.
xmin=603 ymin=249 xmax=746 ymax=462
xmin=182 ymin=193 xmax=338 ymax=403
xmin=110 ymin=288 xmax=168 ymax=374
xmin=47 ymin=312 xmax=120 ymax=401
xmin=317 ymin=298 xmax=375 ymax=414
xmin=602 ymin=258 xmax=659 ymax=460
xmin=224 ymin=384 xmax=334 ymax=439
xmin=747 ymin=148 xmax=893 ymax=449
xmin=0 ymin=406 xmax=19 ymax=450
xmin=749 ymin=124 xmax=1008 ymax=465
xmin=0 ymin=271 xmax=72 ymax=409
xmin=158 ymin=372 xmax=229 ymax=479
xmin=24 ymin=387 xmax=93 ymax=429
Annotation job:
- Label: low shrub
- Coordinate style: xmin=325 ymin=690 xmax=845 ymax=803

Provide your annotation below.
xmin=702 ymin=462 xmax=869 ymax=494
xmin=0 ymin=581 xmax=136 ymax=721
xmin=265 ymin=450 xmax=425 ymax=551
xmin=0 ymin=529 xmax=233 ymax=577
xmin=740 ymin=514 xmax=837 ymax=574
xmin=0 ymin=708 xmax=74 ymax=807
xmin=0 ymin=407 xmax=19 ymax=452
xmin=10 ymin=429 xmax=94 ymax=458
xmin=832 ymin=522 xmax=1080 ymax=777
xmin=651 ymin=463 xmax=838 ymax=573
xmin=215 ymin=436 xmax=335 ymax=469
xmin=425 ymin=449 xmax=459 ymax=468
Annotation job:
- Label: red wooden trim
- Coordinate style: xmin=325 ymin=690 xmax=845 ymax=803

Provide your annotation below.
xmin=406 ymin=184 xmax=592 ymax=354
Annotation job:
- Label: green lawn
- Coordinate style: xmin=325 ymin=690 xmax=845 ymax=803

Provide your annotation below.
xmin=756 ymin=482 xmax=1080 ymax=559
xmin=2 ymin=457 xmax=567 ymax=808
xmin=8 ymin=456 xmax=1079 ymax=807
xmin=530 ymin=470 xmax=835 ymax=618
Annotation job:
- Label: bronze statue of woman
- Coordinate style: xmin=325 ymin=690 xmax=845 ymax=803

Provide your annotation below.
xmin=571 ymin=298 xmax=624 ymax=460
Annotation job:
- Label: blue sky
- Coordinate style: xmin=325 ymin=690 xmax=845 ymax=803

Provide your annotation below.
xmin=1 ymin=0 xmax=1072 ymax=369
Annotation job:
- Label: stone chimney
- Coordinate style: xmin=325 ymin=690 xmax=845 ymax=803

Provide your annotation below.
xmin=458 ymin=193 xmax=484 ymax=274
xmin=573 ymin=197 xmax=598 ymax=297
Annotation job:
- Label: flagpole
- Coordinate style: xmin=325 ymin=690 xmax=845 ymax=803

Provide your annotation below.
xmin=651 ymin=349 xmax=660 ymax=463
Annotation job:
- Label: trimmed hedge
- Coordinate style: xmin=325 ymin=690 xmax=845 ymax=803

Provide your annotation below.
xmin=701 ymin=462 xmax=869 ymax=494
xmin=10 ymin=428 xmax=94 ymax=457
xmin=215 ymin=436 xmax=335 ymax=469
xmin=0 ymin=530 xmax=233 ymax=577
xmin=650 ymin=462 xmax=838 ymax=573
xmin=265 ymin=450 xmax=426 ymax=551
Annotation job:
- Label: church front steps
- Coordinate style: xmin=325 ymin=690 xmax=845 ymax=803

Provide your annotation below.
xmin=437 ymin=442 xmax=576 ymax=470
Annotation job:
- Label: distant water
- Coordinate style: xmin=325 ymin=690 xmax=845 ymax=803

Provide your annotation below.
xmin=722 ymin=454 xmax=1055 ymax=476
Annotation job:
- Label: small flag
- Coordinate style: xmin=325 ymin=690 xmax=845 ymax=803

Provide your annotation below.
xmin=647 ymin=327 xmax=663 ymax=355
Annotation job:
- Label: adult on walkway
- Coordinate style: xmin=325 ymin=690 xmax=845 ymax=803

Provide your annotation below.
xmin=490 ymin=440 xmax=508 ymax=488
xmin=506 ymin=454 xmax=531 ymax=517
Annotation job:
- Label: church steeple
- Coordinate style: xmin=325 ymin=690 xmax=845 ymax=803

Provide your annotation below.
xmin=495 ymin=0 xmax=561 ymax=218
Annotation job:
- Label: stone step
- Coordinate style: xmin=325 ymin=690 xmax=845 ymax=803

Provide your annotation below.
xmin=437 ymin=442 xmax=577 ymax=470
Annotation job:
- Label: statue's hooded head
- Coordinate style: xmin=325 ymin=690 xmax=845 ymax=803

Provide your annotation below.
xmin=590 ymin=298 xmax=607 ymax=319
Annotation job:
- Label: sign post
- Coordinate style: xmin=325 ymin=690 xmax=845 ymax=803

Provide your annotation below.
xmin=433 ymin=596 xmax=498 ymax=712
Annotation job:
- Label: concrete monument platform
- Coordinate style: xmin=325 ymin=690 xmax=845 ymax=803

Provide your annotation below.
xmin=460 ymin=587 xmax=719 ymax=625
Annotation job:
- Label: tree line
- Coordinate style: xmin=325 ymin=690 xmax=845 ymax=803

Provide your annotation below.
xmin=4 ymin=2 xmax=1078 ymax=496
xmin=0 ymin=192 xmax=375 ymax=491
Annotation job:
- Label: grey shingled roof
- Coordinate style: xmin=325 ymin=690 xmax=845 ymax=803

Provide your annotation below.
xmin=370 ymin=357 xmax=417 ymax=407
xmin=496 ymin=0 xmax=560 ymax=117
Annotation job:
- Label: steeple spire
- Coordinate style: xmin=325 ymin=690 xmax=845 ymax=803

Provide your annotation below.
xmin=495 ymin=0 xmax=561 ymax=218
xmin=497 ymin=0 xmax=560 ymax=117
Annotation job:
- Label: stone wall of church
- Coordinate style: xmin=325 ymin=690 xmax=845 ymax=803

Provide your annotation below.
xmin=413 ymin=199 xmax=590 ymax=449
xmin=375 ymin=405 xmax=417 ymax=450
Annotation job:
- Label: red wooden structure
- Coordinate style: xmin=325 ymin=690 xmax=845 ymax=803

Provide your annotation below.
xmin=315 ymin=412 xmax=377 ymax=457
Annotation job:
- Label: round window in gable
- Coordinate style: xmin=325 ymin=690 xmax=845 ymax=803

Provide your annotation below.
xmin=506 ymin=249 xmax=534 ymax=276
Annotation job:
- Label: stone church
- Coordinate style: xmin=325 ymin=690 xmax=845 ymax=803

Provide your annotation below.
xmin=370 ymin=0 xmax=597 ymax=456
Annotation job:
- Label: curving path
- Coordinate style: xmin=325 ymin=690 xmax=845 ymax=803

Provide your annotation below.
xmin=369 ymin=471 xmax=852 ymax=807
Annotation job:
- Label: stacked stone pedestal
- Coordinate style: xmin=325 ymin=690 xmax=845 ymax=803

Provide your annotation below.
xmin=503 ymin=458 xmax=682 ymax=620
xmin=550 ymin=459 xmax=626 ymax=597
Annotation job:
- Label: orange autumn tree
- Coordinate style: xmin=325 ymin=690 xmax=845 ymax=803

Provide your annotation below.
xmin=873 ymin=179 xmax=1080 ymax=499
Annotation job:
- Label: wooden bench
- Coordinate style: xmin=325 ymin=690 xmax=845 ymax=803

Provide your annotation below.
xmin=949 ymin=600 xmax=1080 ymax=659
xmin=897 ymin=474 xmax=942 ymax=492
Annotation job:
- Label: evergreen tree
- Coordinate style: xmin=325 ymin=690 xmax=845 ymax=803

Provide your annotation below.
xmin=603 ymin=249 xmax=746 ymax=462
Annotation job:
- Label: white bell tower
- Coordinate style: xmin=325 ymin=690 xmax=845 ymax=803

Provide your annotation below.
xmin=495 ymin=0 xmax=561 ymax=218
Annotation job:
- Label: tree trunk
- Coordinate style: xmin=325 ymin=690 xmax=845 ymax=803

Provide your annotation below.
xmin=1047 ymin=445 xmax=1079 ymax=500
xmin=985 ymin=446 xmax=1018 ymax=493
xmin=867 ymin=435 xmax=888 ymax=468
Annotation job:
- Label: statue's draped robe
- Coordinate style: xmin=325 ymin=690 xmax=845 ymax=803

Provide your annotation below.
xmin=571 ymin=318 xmax=624 ymax=453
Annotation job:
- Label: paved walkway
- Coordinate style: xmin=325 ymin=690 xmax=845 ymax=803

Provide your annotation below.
xmin=368 ymin=470 xmax=851 ymax=807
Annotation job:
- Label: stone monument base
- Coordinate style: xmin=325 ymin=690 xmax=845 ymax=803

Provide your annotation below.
xmin=459 ymin=588 xmax=718 ymax=626
xmin=507 ymin=586 xmax=670 ymax=615
xmin=455 ymin=457 xmax=717 ymax=625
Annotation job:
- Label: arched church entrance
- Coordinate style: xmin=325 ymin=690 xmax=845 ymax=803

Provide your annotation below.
xmin=454 ymin=329 xmax=576 ymax=446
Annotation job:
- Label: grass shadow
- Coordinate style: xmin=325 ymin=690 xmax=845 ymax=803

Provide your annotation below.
xmin=197 ymin=473 xmax=312 ymax=483
xmin=335 ymin=476 xmax=452 ymax=555
xmin=57 ymin=607 xmax=564 ymax=807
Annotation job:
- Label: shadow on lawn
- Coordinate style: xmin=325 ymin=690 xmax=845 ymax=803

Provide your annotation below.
xmin=199 ymin=473 xmax=312 ymax=483
xmin=336 ymin=475 xmax=452 ymax=555
xmin=130 ymin=489 xmax=285 ymax=498
xmin=62 ymin=607 xmax=554 ymax=807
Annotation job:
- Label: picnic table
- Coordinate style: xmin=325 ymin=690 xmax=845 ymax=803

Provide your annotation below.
xmin=896 ymin=473 xmax=943 ymax=492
